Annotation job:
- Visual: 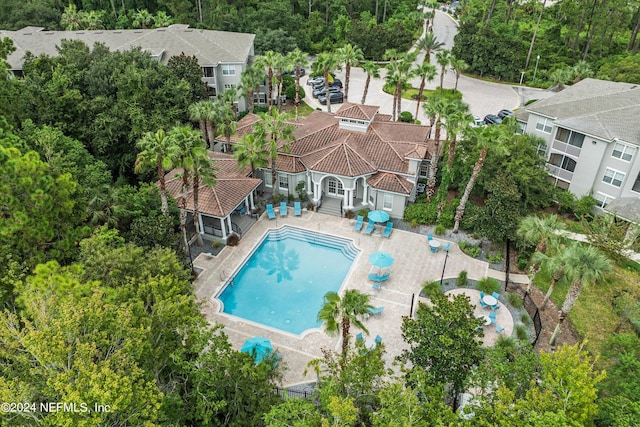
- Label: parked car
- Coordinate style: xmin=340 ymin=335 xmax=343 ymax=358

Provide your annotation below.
xmin=307 ymin=76 xmax=324 ymax=86
xmin=471 ymin=116 xmax=485 ymax=127
xmin=318 ymin=92 xmax=344 ymax=105
xmin=497 ymin=109 xmax=513 ymax=118
xmin=484 ymin=114 xmax=502 ymax=125
xmin=283 ymin=68 xmax=306 ymax=76
xmin=329 ymin=78 xmax=343 ymax=88
xmin=312 ymin=86 xmax=341 ymax=98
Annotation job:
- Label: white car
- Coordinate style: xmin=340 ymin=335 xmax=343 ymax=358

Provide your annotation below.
xmin=306 ymin=76 xmax=324 ymax=86
xmin=471 ymin=116 xmax=485 ymax=127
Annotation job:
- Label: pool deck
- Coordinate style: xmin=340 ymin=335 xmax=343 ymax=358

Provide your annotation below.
xmin=194 ymin=210 xmax=494 ymax=387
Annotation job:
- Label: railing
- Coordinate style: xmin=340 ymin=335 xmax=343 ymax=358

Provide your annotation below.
xmin=231 ymin=222 xmax=242 ymax=236
xmin=340 ymin=199 xmax=344 ymax=217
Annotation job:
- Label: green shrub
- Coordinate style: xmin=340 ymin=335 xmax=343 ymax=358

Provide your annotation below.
xmin=358 ymin=209 xmax=369 ymax=218
xmin=507 ymin=292 xmax=523 ymax=308
xmin=403 ymin=200 xmax=438 ymax=225
xmin=226 ymin=233 xmax=240 ymax=247
xmin=254 ymin=105 xmax=269 ymax=114
xmin=573 ymin=194 xmax=596 ymax=219
xmin=344 ymin=210 xmax=355 ymax=219
xmin=477 ymin=277 xmax=501 ymax=294
xmin=520 ymin=313 xmax=531 ymax=325
xmin=285 ymin=84 xmax=305 ymax=100
xmin=517 ymin=256 xmax=529 ymax=271
xmin=421 ymin=280 xmax=442 ymax=297
xmin=434 ymin=224 xmax=446 ymax=235
xmin=487 ymin=252 xmax=503 ymax=264
xmin=459 ymin=241 xmax=481 ymax=258
xmin=409 ymin=219 xmax=419 ymax=228
xmin=457 ymin=270 xmax=468 ymax=287
xmin=399 ymin=111 xmax=413 ymax=122
xmin=515 ymin=325 xmax=529 ymax=341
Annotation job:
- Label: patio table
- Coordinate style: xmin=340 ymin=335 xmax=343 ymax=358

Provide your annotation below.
xmin=428 ymin=239 xmax=441 ymax=248
xmin=482 ymin=294 xmax=498 ymax=306
xmin=365 ymin=339 xmax=376 ymax=350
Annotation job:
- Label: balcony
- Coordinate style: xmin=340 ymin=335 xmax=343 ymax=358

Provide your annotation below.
xmin=551 ymin=140 xmax=581 ymax=157
xmin=546 ymin=164 xmax=574 ymax=182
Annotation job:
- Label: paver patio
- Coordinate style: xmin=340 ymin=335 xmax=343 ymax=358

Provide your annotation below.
xmin=194 ymin=210 xmax=491 ymax=386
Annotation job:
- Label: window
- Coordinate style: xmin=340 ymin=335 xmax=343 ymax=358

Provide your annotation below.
xmin=612 ymin=142 xmax=636 ymax=162
xmin=549 ymin=153 xmax=577 ymax=172
xmin=602 ymin=168 xmax=625 ymax=187
xmin=383 ymin=194 xmax=393 ymax=210
xmin=327 ymin=178 xmax=344 ymax=196
xmin=253 ymin=93 xmax=267 ymax=104
xmin=202 ymin=67 xmax=214 ymax=77
xmin=419 ymin=162 xmax=430 ymax=178
xmin=594 ymin=192 xmax=614 ymax=209
xmin=535 ymin=117 xmax=552 ymax=133
xmin=369 ymin=193 xmax=374 ymax=205
xmin=555 ymin=128 xmax=584 ymax=148
xmin=223 ymin=83 xmax=236 ymax=90
xmin=278 ymin=174 xmax=288 ymax=190
xmin=222 ymin=64 xmax=235 ymax=76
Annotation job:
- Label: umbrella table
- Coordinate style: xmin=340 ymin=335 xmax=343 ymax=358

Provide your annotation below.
xmin=241 ymin=336 xmax=273 ymax=363
xmin=367 ymin=210 xmax=390 ymax=224
xmin=369 ymin=251 xmax=394 ymax=269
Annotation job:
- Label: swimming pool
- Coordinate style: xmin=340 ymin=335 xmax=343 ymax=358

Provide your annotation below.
xmin=217 ymin=226 xmax=360 ymax=335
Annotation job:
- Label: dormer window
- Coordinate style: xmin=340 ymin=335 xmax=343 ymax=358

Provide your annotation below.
xmin=338 ymin=117 xmax=370 ymax=132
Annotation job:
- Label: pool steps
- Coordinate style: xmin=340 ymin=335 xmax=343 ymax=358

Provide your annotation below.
xmin=265 ymin=226 xmax=360 ymax=261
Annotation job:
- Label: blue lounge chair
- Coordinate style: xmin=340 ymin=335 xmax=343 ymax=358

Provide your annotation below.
xmin=495 ymin=326 xmax=504 ymax=333
xmin=368 ymin=306 xmax=384 ymax=315
xmin=364 ymin=221 xmax=375 ymax=235
xmin=382 ymin=222 xmax=393 ymax=238
xmin=356 ymin=332 xmax=363 ymax=341
xmin=479 ymin=291 xmax=488 ymax=308
xmin=427 ymin=233 xmax=433 ymax=241
xmin=354 ymin=215 xmax=364 ymax=231
xmin=442 ymin=242 xmax=451 ymax=251
xmin=266 ymin=204 xmax=276 ymax=219
xmin=280 ymin=201 xmax=287 ymax=216
xmin=368 ymin=273 xmax=390 ymax=282
xmin=294 ymin=201 xmax=301 ymax=216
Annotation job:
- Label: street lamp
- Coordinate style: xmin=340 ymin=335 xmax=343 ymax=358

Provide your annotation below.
xmin=533 ymin=55 xmax=540 ymax=83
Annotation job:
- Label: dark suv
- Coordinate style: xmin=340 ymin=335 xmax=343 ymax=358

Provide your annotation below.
xmin=318 ymin=92 xmax=344 ymax=105
xmin=484 ymin=114 xmax=502 ymax=125
xmin=312 ymin=86 xmax=341 ymax=98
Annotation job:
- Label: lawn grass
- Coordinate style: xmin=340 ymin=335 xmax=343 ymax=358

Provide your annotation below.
xmin=382 ymin=84 xmax=463 ymax=101
xmin=534 ymin=261 xmax=640 ymax=356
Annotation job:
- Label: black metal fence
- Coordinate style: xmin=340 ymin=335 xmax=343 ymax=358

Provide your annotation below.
xmin=274 ymin=387 xmax=314 ymax=400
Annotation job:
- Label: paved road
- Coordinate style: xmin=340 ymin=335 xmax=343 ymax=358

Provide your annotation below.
xmin=302 ymin=10 xmax=550 ymax=121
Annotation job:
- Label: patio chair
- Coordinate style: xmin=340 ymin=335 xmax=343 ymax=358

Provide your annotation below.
xmin=356 ymin=332 xmax=363 ymax=341
xmin=491 ymin=292 xmax=500 ymax=300
xmin=491 ymin=292 xmax=501 ymax=310
xmin=430 ymin=246 xmax=438 ymax=253
xmin=266 ymin=204 xmax=276 ymax=219
xmin=479 ymin=291 xmax=488 ymax=308
xmin=427 ymin=233 xmax=433 ymax=241
xmin=363 ymin=221 xmax=375 ymax=235
xmin=372 ymin=282 xmax=382 ymax=290
xmin=489 ymin=311 xmax=497 ymax=324
xmin=495 ymin=326 xmax=504 ymax=333
xmin=368 ymin=273 xmax=390 ymax=282
xmin=354 ymin=215 xmax=364 ymax=232
xmin=280 ymin=201 xmax=287 ymax=216
xmin=382 ymin=222 xmax=393 ymax=238
xmin=294 ymin=201 xmax=301 ymax=216
xmin=374 ymin=335 xmax=382 ymax=344
xmin=441 ymin=242 xmax=451 ymax=251
xmin=368 ymin=306 xmax=384 ymax=316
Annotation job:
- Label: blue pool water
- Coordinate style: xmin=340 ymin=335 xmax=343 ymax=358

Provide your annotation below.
xmin=218 ymin=226 xmax=359 ymax=334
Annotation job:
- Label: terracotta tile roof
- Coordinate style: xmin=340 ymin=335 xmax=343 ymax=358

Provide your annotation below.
xmin=335 ymin=103 xmax=379 ymax=121
xmin=302 ymin=134 xmax=378 ymax=176
xmin=268 ymin=155 xmax=307 ymax=173
xmin=164 ymin=152 xmax=260 ymax=218
xmin=367 ymin=172 xmax=413 ymax=195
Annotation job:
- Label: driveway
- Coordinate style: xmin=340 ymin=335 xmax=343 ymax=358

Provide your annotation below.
xmin=302 ymin=10 xmax=550 ymax=121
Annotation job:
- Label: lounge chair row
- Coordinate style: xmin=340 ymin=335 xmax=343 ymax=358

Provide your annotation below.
xmin=266 ymin=202 xmax=302 ymax=219
xmin=354 ymin=216 xmax=393 ymax=238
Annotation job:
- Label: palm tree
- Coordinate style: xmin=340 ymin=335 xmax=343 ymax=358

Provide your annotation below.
xmin=153 ymin=11 xmax=172 ymax=27
xmin=532 ymin=249 xmax=568 ymax=310
xmin=550 ymin=243 xmax=611 ymax=345
xmin=453 ymin=125 xmax=510 ymax=233
xmin=549 ymin=68 xmax=571 ymax=90
xmin=132 ymin=9 xmax=153 ymax=29
xmin=361 ymin=61 xmax=380 ymax=105
xmin=317 ymin=290 xmax=373 ymax=359
xmin=61 ymin=4 xmax=83 ymax=30
xmin=413 ymin=62 xmax=437 ymax=123
xmin=135 ymin=129 xmax=179 ymax=216
xmin=450 ymin=56 xmax=468 ymax=93
xmin=203 ymin=100 xmax=221 ymax=149
xmin=274 ymin=53 xmax=289 ymax=111
xmin=286 ymin=48 xmax=308 ymax=120
xmin=436 ymin=50 xmax=452 ymax=94
xmin=188 ymin=101 xmax=209 ymax=145
xmin=336 ymin=43 xmax=364 ymax=103
xmin=240 ymin=65 xmax=267 ymax=114
xmin=415 ymin=32 xmax=444 ymax=65
xmin=517 ymin=215 xmax=564 ymax=294
xmin=314 ymin=52 xmax=340 ymax=113
xmin=395 ymin=52 xmax=417 ymax=119
xmin=190 ymin=152 xmax=217 ymax=246
xmin=255 ymin=51 xmax=281 ymax=111
xmin=233 ymin=133 xmax=269 ymax=178
xmin=571 ymin=60 xmax=593 ymax=83
xmin=86 ymin=185 xmax=122 ymax=227
xmin=168 ymin=125 xmax=207 ymax=259
xmin=422 ymin=94 xmax=453 ymax=201
xmin=218 ymin=88 xmax=239 ymax=152
xmin=254 ymin=109 xmax=296 ymax=193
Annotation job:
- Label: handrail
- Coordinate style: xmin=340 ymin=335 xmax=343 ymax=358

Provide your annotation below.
xmin=340 ymin=199 xmax=344 ymax=217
